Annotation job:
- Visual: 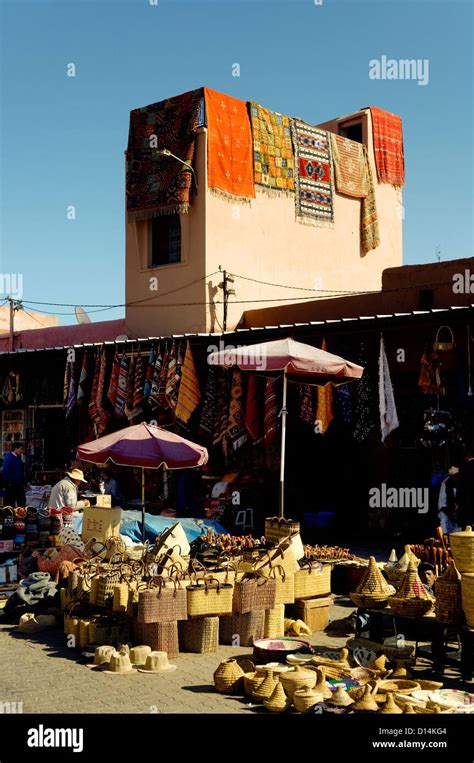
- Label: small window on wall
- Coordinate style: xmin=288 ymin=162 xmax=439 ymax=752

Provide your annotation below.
xmin=338 ymin=121 xmax=363 ymax=144
xmin=148 ymin=215 xmax=182 ymax=268
xmin=419 ymin=289 xmax=434 ymax=311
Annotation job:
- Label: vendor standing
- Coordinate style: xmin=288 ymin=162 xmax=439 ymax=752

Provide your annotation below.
xmin=3 ymin=442 xmax=25 ymax=507
xmin=49 ymin=468 xmax=90 ymax=510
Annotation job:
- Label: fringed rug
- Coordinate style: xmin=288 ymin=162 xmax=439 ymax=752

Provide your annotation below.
xmin=368 ymin=106 xmax=405 ymax=187
xmin=249 ymin=102 xmax=295 ymax=193
xmin=204 ymin=88 xmax=255 ymax=201
xmin=330 ymin=133 xmax=368 ymax=198
xmin=291 ymin=119 xmax=334 ymax=225
xmin=361 ymin=146 xmax=380 ymax=254
xmin=126 ymin=89 xmax=201 ymax=220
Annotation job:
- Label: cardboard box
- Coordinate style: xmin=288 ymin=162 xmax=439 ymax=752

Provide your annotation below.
xmin=81 ymin=506 xmax=121 ymax=543
xmin=287 ymin=595 xmax=332 ymax=633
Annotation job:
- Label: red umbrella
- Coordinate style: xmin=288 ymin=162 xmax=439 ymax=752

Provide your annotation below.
xmin=77 ymin=423 xmax=208 ymax=540
xmin=207 ymin=337 xmax=363 ymax=517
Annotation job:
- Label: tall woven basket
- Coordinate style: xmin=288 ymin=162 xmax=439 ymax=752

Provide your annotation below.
xmin=450 ymin=526 xmax=474 ymax=573
xmin=219 ymin=611 xmax=265 ymax=647
xmin=435 ymin=560 xmax=464 ymax=625
xmin=133 ymin=620 xmax=179 ymax=659
xmin=265 ymin=517 xmax=300 ymax=544
xmin=389 ymin=561 xmax=434 ymax=617
xmin=350 ymin=556 xmax=394 ymax=609
xmin=460 ymin=573 xmax=474 ymax=628
xmin=264 ymin=604 xmax=285 ymax=638
xmin=179 ymin=617 xmax=219 ymax=653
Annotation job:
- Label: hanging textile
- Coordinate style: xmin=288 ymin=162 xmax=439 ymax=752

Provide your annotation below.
xmin=249 ymin=101 xmax=295 ymax=193
xmin=165 ymin=344 xmax=182 ymax=411
xmin=199 ymin=365 xmax=218 ymax=441
xmin=227 ymin=369 xmax=248 ymax=451
xmin=264 ymin=378 xmax=279 ymax=445
xmin=63 ymin=358 xmax=71 ymax=405
xmin=299 ymin=384 xmax=314 ymax=425
xmin=245 ymin=374 xmax=262 ymax=442
xmin=213 ymin=369 xmax=230 ymax=445
xmin=418 ymin=347 xmax=444 ymax=397
xmin=368 ymin=106 xmax=405 ymax=187
xmin=65 ymin=359 xmax=76 ymax=419
xmin=148 ymin=347 xmax=163 ymax=409
xmin=115 ymin=351 xmax=129 ymax=417
xmin=143 ymin=346 xmax=156 ymax=400
xmin=125 ymin=352 xmax=137 ymax=421
xmin=353 ymin=342 xmax=377 ymax=443
xmin=290 ymin=119 xmax=334 ymax=225
xmin=176 ymin=341 xmax=201 ymax=424
xmin=360 ymin=147 xmax=380 ymax=254
xmin=316 ymin=339 xmax=334 ymax=434
xmin=76 ymin=351 xmax=90 ymax=405
xmin=334 ymin=382 xmax=353 ymax=428
xmin=88 ymin=352 xmax=100 ymax=425
xmin=379 ymin=335 xmax=399 ymax=442
xmin=126 ymin=88 xmax=202 ymax=220
xmin=133 ymin=353 xmax=145 ymax=410
xmin=204 ymin=88 xmax=255 ymax=201
xmin=330 ymin=133 xmax=368 ymax=198
xmin=95 ymin=348 xmax=109 ymax=434
xmin=107 ymin=351 xmax=120 ymax=408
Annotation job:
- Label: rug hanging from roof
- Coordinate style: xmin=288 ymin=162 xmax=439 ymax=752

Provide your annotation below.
xmin=204 ymin=88 xmax=255 ymax=201
xmin=176 ymin=341 xmax=201 ymax=424
xmin=368 ymin=106 xmax=405 ymax=187
xmin=316 ymin=338 xmax=334 ymax=434
xmin=330 ymin=133 xmax=368 ymax=198
xmin=290 ymin=119 xmax=334 ymax=225
xmin=249 ymin=102 xmax=295 ymax=193
xmin=360 ymin=147 xmax=380 ymax=255
xmin=126 ymin=89 xmax=202 ymax=220
xmin=199 ymin=365 xmax=218 ymax=442
xmin=228 ymin=369 xmax=248 ymax=451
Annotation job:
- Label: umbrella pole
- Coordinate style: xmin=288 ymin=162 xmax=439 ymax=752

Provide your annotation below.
xmin=141 ymin=467 xmax=145 ymax=543
xmin=279 ymin=369 xmax=288 ymax=518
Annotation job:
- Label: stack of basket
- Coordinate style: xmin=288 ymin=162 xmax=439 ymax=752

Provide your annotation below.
xmin=435 ymin=560 xmax=464 ymax=625
xmin=350 ymin=556 xmax=394 ymax=609
xmin=450 ymin=526 xmax=474 ymax=628
xmin=132 ymin=576 xmax=188 ymax=659
xmin=389 ymin=561 xmax=434 ymax=617
xmin=219 ymin=573 xmax=278 ymax=646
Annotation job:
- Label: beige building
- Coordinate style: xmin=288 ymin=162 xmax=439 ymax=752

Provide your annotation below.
xmin=125 ymin=101 xmax=403 ymax=338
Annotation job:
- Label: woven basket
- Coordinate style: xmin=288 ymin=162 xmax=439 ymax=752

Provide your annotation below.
xmin=79 ymin=619 xmax=92 ymax=648
xmin=271 ymin=566 xmax=295 ymax=605
xmin=389 ymin=561 xmax=434 ymax=617
xmin=187 ymin=578 xmax=233 ymax=617
xmin=450 ymin=526 xmax=474 ymax=573
xmin=67 ymin=569 xmax=80 ymax=597
xmin=133 ymin=620 xmax=179 ymax=659
xmin=461 ymin=572 xmax=474 ymax=627
xmin=137 ymin=578 xmax=187 ymax=623
xmin=255 ymin=538 xmax=300 ymax=577
xmin=294 ymin=562 xmax=331 ymax=600
xmin=254 ymin=575 xmax=277 ymax=610
xmin=350 ymin=556 xmax=394 ymax=609
xmin=435 ymin=560 xmax=464 ymax=624
xmin=243 ymin=671 xmax=265 ymax=697
xmin=179 ymin=616 xmax=219 ymax=653
xmin=265 ymin=517 xmax=300 ymax=544
xmin=60 ymin=588 xmax=74 ymax=611
xmin=264 ymin=604 xmax=285 ymax=638
xmin=90 ymin=617 xmax=130 ymax=647
xmin=232 ymin=577 xmax=258 ymax=614
xmin=213 ymin=659 xmax=244 ymax=694
xmin=219 ymin=610 xmax=265 ymax=647
xmin=95 ymin=571 xmax=121 ymax=607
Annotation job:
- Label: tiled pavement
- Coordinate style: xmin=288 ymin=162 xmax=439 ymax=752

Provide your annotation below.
xmin=0 ymin=600 xmax=351 ymax=715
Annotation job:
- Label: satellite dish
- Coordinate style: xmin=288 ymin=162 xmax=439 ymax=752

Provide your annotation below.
xmin=75 ymin=306 xmax=92 ymax=325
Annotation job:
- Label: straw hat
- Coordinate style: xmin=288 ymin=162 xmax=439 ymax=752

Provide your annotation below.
xmin=87 ymin=645 xmax=115 ymax=668
xmin=102 ymin=651 xmax=137 ymax=675
xmin=130 ymin=645 xmax=152 ymax=667
xmin=66 ymin=469 xmax=87 ymax=483
xmin=137 ymin=651 xmax=177 ymax=674
xmin=327 ymin=685 xmax=354 ymax=708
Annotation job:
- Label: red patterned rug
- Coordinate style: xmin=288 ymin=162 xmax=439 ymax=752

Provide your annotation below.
xmin=291 ymin=119 xmax=334 ymax=225
xmin=369 ymin=106 xmax=405 ymax=187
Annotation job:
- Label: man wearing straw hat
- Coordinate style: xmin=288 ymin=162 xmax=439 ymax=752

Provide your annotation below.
xmin=49 ymin=469 xmax=90 ymax=511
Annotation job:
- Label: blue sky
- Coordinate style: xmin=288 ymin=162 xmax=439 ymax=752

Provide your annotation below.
xmin=1 ymin=0 xmax=472 ymax=325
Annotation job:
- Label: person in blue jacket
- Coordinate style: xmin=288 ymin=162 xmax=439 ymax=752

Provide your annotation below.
xmin=3 ymin=442 xmax=25 ymax=507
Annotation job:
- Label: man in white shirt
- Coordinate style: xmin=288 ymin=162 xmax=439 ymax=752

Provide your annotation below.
xmin=49 ymin=469 xmax=89 ymax=510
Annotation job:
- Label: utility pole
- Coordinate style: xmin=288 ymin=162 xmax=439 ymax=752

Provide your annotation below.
xmin=218 ymin=268 xmax=235 ymax=331
xmin=8 ymin=297 xmax=22 ymax=352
